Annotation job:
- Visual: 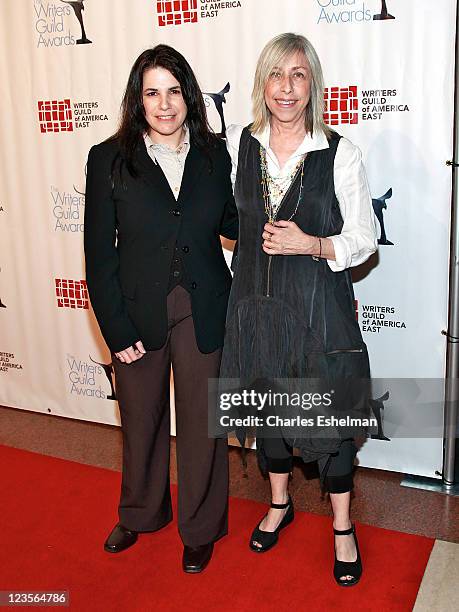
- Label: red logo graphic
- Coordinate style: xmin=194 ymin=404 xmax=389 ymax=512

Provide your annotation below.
xmin=324 ymin=87 xmax=358 ymax=125
xmin=157 ymin=0 xmax=198 ymax=26
xmin=55 ymin=279 xmax=89 ymax=309
xmin=38 ymin=99 xmax=73 ymax=133
xmin=354 ymin=299 xmax=359 ymax=321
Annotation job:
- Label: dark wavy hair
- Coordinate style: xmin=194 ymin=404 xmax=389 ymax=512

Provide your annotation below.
xmin=111 ymin=44 xmax=217 ymax=175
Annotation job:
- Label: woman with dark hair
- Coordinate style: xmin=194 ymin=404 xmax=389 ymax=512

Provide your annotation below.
xmin=84 ymin=45 xmax=238 ymax=573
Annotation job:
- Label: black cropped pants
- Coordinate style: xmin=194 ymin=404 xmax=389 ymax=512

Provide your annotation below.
xmin=261 ymin=436 xmax=357 ymax=494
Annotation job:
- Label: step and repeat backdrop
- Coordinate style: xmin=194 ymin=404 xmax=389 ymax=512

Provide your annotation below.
xmin=0 ymin=1 xmax=456 ymax=477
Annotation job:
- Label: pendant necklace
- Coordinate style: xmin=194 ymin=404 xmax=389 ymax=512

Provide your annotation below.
xmin=259 ymin=146 xmax=306 ymax=224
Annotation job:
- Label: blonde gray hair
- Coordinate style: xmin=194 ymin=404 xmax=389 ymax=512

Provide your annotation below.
xmin=251 ymin=33 xmax=331 ymax=138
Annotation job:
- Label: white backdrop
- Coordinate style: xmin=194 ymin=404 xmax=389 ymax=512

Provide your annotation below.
xmin=0 ymin=0 xmax=456 ymax=478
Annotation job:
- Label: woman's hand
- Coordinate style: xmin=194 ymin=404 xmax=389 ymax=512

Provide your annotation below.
xmin=114 ymin=340 xmax=146 ymax=364
xmin=262 ymin=220 xmax=319 ymax=256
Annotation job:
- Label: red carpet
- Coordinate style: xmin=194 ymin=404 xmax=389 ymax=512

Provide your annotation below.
xmin=1 ymin=445 xmax=433 ymax=611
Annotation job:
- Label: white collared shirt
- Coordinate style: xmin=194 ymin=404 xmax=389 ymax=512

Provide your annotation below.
xmin=144 ymin=127 xmax=190 ymax=200
xmin=225 ymin=124 xmax=378 ymax=272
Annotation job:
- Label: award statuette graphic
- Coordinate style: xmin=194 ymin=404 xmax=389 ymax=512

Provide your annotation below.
xmin=372 ymin=188 xmax=394 ymax=245
xmin=90 ymin=356 xmax=116 ymax=400
xmin=369 ymin=391 xmax=391 ymax=441
xmin=203 ymin=83 xmax=230 ymax=138
xmin=373 ymin=0 xmax=395 ymax=20
xmin=60 ymin=0 xmax=92 ymax=44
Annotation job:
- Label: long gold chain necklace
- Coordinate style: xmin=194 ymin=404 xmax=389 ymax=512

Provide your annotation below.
xmin=259 ymin=146 xmax=306 ymax=224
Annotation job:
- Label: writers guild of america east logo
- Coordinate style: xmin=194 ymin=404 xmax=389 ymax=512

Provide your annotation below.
xmin=156 ymin=1 xmax=242 ymax=27
xmin=372 ymin=188 xmax=393 ymax=245
xmin=373 ymin=0 xmax=395 ymax=21
xmin=203 ymin=83 xmax=230 ymax=138
xmin=38 ymin=99 xmax=108 ymax=134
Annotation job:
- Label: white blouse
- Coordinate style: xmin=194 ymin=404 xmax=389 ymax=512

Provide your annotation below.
xmin=143 ymin=127 xmax=190 ymax=200
xmin=225 ymin=124 xmax=378 ymax=272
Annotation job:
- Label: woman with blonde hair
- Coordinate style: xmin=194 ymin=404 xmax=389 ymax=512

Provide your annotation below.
xmin=221 ymin=33 xmax=377 ymax=586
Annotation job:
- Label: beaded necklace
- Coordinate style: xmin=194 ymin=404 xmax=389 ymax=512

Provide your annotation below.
xmin=259 ymin=146 xmax=306 ymax=224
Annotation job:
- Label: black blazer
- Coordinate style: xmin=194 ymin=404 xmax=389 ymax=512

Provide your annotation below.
xmin=84 ymin=136 xmax=238 ymax=354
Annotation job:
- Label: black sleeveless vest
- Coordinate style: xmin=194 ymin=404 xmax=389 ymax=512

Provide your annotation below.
xmin=219 ymin=127 xmax=371 ymax=461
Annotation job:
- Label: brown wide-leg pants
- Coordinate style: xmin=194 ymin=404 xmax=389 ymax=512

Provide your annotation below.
xmin=113 ymin=285 xmax=228 ymax=547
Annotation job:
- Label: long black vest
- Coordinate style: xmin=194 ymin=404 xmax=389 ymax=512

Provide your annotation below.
xmin=219 ymin=127 xmax=371 ymax=461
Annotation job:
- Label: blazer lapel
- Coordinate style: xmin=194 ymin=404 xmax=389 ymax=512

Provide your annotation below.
xmin=134 ymin=140 xmax=177 ymax=205
xmin=177 ymin=144 xmax=207 ymax=205
xmin=134 ymin=138 xmax=207 ymax=206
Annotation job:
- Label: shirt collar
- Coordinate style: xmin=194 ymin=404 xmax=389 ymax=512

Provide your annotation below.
xmin=143 ymin=125 xmax=190 ymax=162
xmin=253 ymin=123 xmax=329 ymax=157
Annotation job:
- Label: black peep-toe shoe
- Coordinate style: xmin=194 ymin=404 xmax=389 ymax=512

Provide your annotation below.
xmin=249 ymin=496 xmax=294 ymax=553
xmin=333 ymin=523 xmax=362 ymax=587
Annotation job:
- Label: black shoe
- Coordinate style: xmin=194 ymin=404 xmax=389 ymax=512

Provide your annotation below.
xmin=182 ymin=543 xmax=214 ymax=573
xmin=333 ymin=523 xmax=362 ymax=587
xmin=104 ymin=523 xmax=138 ymax=553
xmin=249 ymin=495 xmax=294 ymax=553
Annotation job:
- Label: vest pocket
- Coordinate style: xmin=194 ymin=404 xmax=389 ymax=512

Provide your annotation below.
xmin=325 ymin=348 xmax=364 ymax=355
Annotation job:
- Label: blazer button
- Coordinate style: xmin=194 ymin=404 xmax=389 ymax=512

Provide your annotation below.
xmin=191 ymin=282 xmax=197 ymax=289
xmin=172 ymin=209 xmax=181 ymax=216
xmin=182 ymin=246 xmax=190 ymax=253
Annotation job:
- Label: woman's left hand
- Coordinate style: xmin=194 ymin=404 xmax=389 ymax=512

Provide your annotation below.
xmin=262 ymin=220 xmax=318 ymax=255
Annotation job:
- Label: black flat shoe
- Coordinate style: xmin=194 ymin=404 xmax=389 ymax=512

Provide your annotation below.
xmin=333 ymin=524 xmax=362 ymax=587
xmin=182 ymin=543 xmax=214 ymax=573
xmin=104 ymin=523 xmax=138 ymax=553
xmin=249 ymin=496 xmax=294 ymax=553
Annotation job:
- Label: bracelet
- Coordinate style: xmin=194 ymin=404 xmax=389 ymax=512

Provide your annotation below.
xmin=312 ymin=236 xmax=322 ymax=262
